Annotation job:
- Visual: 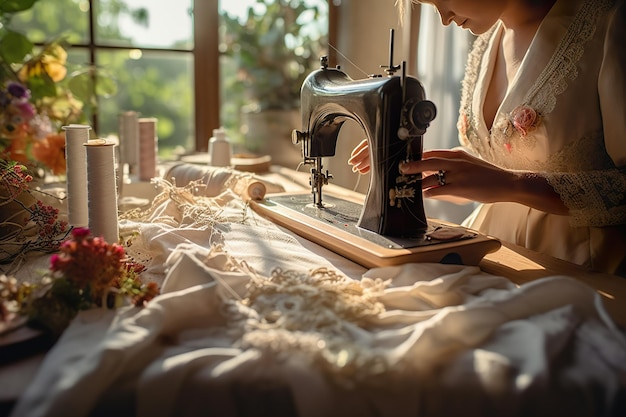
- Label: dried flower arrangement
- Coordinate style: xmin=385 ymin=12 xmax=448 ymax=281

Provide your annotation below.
xmin=1 ymin=227 xmax=160 ymax=337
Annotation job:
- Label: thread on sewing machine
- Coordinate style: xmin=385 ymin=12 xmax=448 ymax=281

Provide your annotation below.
xmin=63 ymin=124 xmax=90 ymax=227
xmin=352 ymin=170 xmax=363 ymax=193
xmin=138 ymin=118 xmax=158 ymax=181
xmin=328 ymin=43 xmax=369 ymax=77
xmin=85 ymin=141 xmax=119 ymax=244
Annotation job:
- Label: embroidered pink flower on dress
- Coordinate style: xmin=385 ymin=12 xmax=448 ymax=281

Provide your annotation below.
xmin=510 ymin=105 xmax=538 ymax=137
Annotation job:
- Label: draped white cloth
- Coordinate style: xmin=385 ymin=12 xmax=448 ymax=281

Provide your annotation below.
xmin=10 ymin=181 xmax=626 ymax=417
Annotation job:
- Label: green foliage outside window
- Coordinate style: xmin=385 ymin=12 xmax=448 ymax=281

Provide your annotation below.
xmin=2 ymin=0 xmax=328 ymax=157
xmin=221 ymin=0 xmax=327 ymax=112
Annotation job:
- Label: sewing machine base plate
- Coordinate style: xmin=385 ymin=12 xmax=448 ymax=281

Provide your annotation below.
xmin=251 ymin=193 xmax=501 ymax=268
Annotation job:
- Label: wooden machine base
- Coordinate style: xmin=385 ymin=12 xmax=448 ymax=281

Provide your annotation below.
xmin=251 ymin=193 xmax=501 ymax=269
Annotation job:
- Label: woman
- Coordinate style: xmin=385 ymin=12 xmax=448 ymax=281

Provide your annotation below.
xmin=349 ymin=0 xmax=626 ymax=275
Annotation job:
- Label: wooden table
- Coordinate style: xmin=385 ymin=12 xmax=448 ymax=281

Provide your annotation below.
xmin=268 ymin=166 xmax=626 ymax=327
xmin=1 ymin=165 xmax=625 ymax=414
xmin=481 ymin=241 xmax=626 ymax=326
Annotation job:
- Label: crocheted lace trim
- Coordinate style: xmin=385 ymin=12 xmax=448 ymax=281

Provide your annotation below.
xmin=222 ymin=265 xmax=393 ymax=387
xmin=546 ymin=168 xmax=626 ymax=226
xmin=460 ymin=0 xmax=611 ymax=160
xmin=118 ymin=178 xmax=253 ymax=274
xmin=119 ymin=177 xmax=248 ymax=228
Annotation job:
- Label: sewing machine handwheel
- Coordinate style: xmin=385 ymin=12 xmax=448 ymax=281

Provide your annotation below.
xmin=401 ymin=99 xmax=437 ymax=137
xmin=412 ymin=100 xmax=437 ymax=129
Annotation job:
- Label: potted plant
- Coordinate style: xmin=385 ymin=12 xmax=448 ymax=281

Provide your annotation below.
xmin=221 ymin=0 xmax=327 ymax=167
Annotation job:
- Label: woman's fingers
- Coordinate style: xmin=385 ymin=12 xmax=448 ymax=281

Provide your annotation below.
xmin=350 ymin=147 xmax=483 ymax=177
xmin=348 ymin=146 xmax=518 ymax=206
xmin=348 ymin=138 xmax=371 ymax=174
xmin=350 ymin=138 xmax=369 ymax=157
xmin=422 ymin=172 xmax=442 ymax=189
xmin=423 ymin=149 xmax=494 ymax=168
xmin=399 ymin=150 xmax=505 ymax=202
xmin=400 ymin=157 xmax=453 ymax=175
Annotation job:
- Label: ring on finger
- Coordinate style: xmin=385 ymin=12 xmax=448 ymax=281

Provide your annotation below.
xmin=435 ymin=170 xmax=446 ymax=186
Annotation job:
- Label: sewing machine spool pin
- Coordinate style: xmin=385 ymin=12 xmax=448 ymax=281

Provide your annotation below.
xmin=381 ymin=28 xmax=401 ymax=76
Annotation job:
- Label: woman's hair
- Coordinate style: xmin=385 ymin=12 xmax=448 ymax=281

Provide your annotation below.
xmin=396 ymin=0 xmax=418 ymax=25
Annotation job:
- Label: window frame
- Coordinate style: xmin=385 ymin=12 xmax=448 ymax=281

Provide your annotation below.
xmin=193 ymin=0 xmax=219 ymax=152
xmin=71 ymin=0 xmax=336 ymax=152
xmin=194 ymin=0 xmax=337 ymax=152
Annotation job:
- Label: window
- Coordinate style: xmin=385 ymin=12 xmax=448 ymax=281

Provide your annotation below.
xmin=8 ymin=0 xmax=331 ymax=160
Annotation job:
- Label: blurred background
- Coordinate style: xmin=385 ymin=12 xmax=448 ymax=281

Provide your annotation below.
xmin=2 ymin=0 xmax=474 ymax=222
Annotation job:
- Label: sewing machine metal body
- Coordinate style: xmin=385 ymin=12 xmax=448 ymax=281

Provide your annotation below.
xmin=251 ymin=31 xmax=500 ymax=267
xmin=293 ymin=57 xmax=436 ymax=237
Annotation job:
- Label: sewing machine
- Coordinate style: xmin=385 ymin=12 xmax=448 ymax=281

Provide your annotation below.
xmin=251 ymin=31 xmax=500 ymax=267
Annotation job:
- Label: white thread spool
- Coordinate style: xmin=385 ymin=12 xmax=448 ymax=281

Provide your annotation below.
xmin=63 ymin=124 xmax=91 ymax=227
xmin=138 ymin=118 xmax=158 ymax=181
xmin=118 ymin=111 xmax=139 ymax=178
xmin=85 ymin=140 xmax=119 ymax=244
xmin=209 ymin=127 xmax=232 ymax=167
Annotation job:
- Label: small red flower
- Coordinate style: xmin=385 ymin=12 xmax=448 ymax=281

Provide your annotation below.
xmin=50 ymin=229 xmax=126 ymax=293
xmin=71 ymin=227 xmax=91 ymax=239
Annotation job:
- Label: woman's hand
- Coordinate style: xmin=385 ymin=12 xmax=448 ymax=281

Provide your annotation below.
xmin=400 ymin=149 xmax=568 ymax=214
xmin=348 ymin=144 xmax=567 ymax=214
xmin=401 ymin=149 xmax=511 ymax=204
xmin=348 ymin=138 xmax=371 ymax=174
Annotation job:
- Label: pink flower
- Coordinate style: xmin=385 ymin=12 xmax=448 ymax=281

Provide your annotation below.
xmin=71 ymin=227 xmax=91 ymax=239
xmin=510 ymin=105 xmax=538 ymax=137
xmin=15 ymin=101 xmax=35 ymax=119
xmin=50 ymin=253 xmax=60 ymax=269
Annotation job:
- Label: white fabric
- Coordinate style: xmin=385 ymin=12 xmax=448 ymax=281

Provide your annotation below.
xmin=10 ymin=182 xmax=626 ymax=417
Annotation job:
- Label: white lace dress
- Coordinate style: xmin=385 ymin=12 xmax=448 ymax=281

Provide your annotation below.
xmin=459 ymin=0 xmax=626 ymax=275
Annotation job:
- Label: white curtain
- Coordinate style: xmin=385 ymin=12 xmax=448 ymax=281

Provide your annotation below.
xmin=417 ymin=6 xmax=476 ymax=224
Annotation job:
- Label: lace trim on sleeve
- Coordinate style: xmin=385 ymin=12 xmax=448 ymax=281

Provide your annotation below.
xmin=545 ymin=169 xmax=626 ymax=226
